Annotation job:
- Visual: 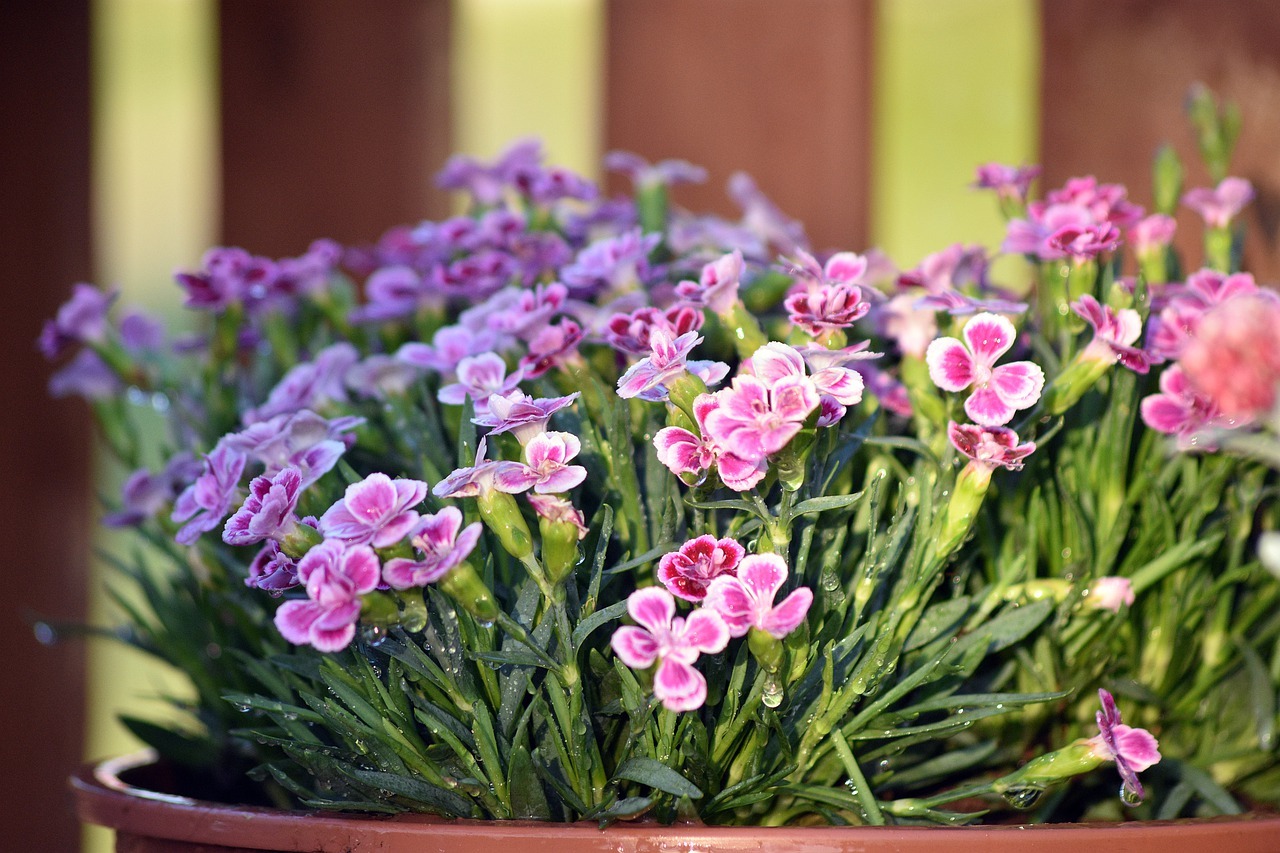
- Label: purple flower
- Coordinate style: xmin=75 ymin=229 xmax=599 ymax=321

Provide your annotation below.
xmin=104 ymin=452 xmax=201 ymax=528
xmin=319 ymin=473 xmax=427 ymax=548
xmin=897 ymin=243 xmax=989 ymax=294
xmin=610 ymin=587 xmax=730 ymax=712
xmin=397 ymin=325 xmax=502 ymax=376
xmin=350 ymin=266 xmax=432 ymax=323
xmin=605 ymin=150 xmax=707 ymax=189
xmin=473 ymin=389 xmax=579 ymax=445
xmin=39 ymin=283 xmax=117 ymax=359
xmin=926 ymin=313 xmax=1044 ymax=426
xmin=560 ymin=228 xmax=660 ymax=297
xmin=1147 ymin=269 xmax=1268 ymax=361
xmin=223 ymin=467 xmax=304 ymax=547
xmin=274 ymin=540 xmax=380 ymax=653
xmin=175 ymin=247 xmax=277 ymax=313
xmin=171 ymin=444 xmax=247 ymax=546
xmin=1086 ymin=689 xmax=1161 ymax=804
xmin=345 ymin=354 xmax=423 ymax=400
xmin=382 ymin=507 xmax=483 ymax=589
xmin=617 ymin=328 xmax=727 ymax=403
xmin=519 ymin=318 xmax=585 ymax=379
xmin=225 ymin=410 xmax=360 ymax=488
xmin=653 ymin=394 xmax=767 ymax=492
xmin=48 ymin=350 xmax=121 ymax=400
xmin=522 ymin=431 xmax=587 ymax=494
xmin=728 ymin=172 xmax=809 ymax=256
xmin=438 ymin=353 xmax=523 ymax=416
xmin=1072 ymin=295 xmax=1150 ymax=373
xmin=947 ymin=422 xmax=1036 ymax=473
xmin=245 ymin=342 xmax=359 ymax=423
xmin=435 ymin=137 xmax=543 ymax=206
xmin=246 ymin=539 xmax=301 ymax=595
xmin=704 ymin=553 xmax=813 ymax=639
xmin=1182 ymin=177 xmax=1255 ymax=228
xmin=512 ymin=164 xmax=598 ymax=205
xmin=1140 ymin=365 xmax=1238 ymax=450
xmin=674 ymin=250 xmax=745 ymax=316
xmin=657 ymin=535 xmax=745 ymax=602
xmin=432 ymin=438 xmax=541 ymax=499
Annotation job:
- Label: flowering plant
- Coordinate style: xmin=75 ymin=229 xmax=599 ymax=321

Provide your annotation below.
xmin=46 ymin=90 xmax=1280 ymax=827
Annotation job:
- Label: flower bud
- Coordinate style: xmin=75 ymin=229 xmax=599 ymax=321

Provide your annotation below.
xmin=437 ymin=561 xmax=499 ymax=624
xmin=477 ymin=490 xmax=533 ymax=560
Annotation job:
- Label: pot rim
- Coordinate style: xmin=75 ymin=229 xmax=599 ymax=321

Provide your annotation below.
xmin=72 ymin=751 xmax=1280 ymax=853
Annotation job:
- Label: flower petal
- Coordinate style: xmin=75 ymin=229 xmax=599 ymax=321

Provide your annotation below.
xmin=627 ymin=586 xmax=675 ymax=635
xmin=611 ymin=625 xmax=660 ymax=668
xmin=926 ymin=337 xmax=975 ymax=392
xmin=965 ymin=386 xmax=1016 ymax=426
xmin=762 ymin=587 xmax=813 ymax=638
xmin=738 ymin=553 xmax=788 ymax=602
xmin=990 ymin=361 xmax=1045 ymax=409
xmin=962 ymin=312 xmax=1016 ymax=364
xmin=1112 ymin=724 xmax=1161 ymax=772
xmin=703 ymin=576 xmax=753 ymax=637
xmin=679 ymin=608 xmax=730 ymax=654
xmin=653 ymin=658 xmax=708 ymax=712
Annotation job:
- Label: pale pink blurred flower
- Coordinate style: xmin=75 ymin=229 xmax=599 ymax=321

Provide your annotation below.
xmin=1182 ymin=177 xmax=1255 ymax=228
xmin=1181 ymin=294 xmax=1280 ymax=420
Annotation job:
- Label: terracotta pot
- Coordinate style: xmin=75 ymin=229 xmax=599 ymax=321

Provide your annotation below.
xmin=74 ymin=752 xmax=1280 ymax=853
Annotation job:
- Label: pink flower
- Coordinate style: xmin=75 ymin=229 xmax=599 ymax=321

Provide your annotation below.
xmin=603 ymin=305 xmax=704 ymax=356
xmin=438 ymin=353 xmax=523 ymax=416
xmin=526 ymin=493 xmax=590 ymax=539
xmin=522 ymin=431 xmax=587 ymax=494
xmin=519 ymin=318 xmax=585 ymax=379
xmin=473 ymin=389 xmax=579 ymax=444
xmin=897 ymin=243 xmax=989 ymax=294
xmin=657 ymin=535 xmax=746 ymax=602
xmin=1087 ymin=689 xmax=1161 ymax=804
xmin=1182 ymin=177 xmax=1255 ymax=228
xmin=1047 ymin=222 xmax=1121 ymax=259
xmin=926 ymin=313 xmax=1045 ymax=425
xmin=1127 ymin=214 xmax=1177 ymax=258
xmin=275 ymin=540 xmax=380 ymax=652
xmin=616 ymin=328 xmax=728 ymax=402
xmin=751 ymin=342 xmax=864 ymax=427
xmin=1140 ymin=365 xmax=1236 ymax=450
xmin=675 ymin=249 xmax=744 ymax=316
xmin=653 ymin=394 xmax=767 ymax=492
xmin=172 ymin=444 xmax=247 ymax=546
xmin=947 ymin=422 xmax=1036 ymax=472
xmin=972 ymin=163 xmax=1041 ymax=202
xmin=610 ymin=587 xmax=730 ymax=712
xmin=382 ymin=506 xmax=483 ymax=588
xmin=783 ymin=250 xmax=871 ymax=336
xmin=879 ymin=293 xmax=939 ymax=358
xmin=704 ymin=553 xmax=813 ymax=639
xmin=704 ymin=370 xmax=820 ymax=463
xmin=1072 ymin=295 xmax=1150 ymax=374
xmin=1181 ymin=294 xmax=1280 ymax=420
xmin=1085 ymin=577 xmax=1135 ymax=613
xmin=432 ymin=438 xmax=541 ymax=499
xmin=319 ymin=473 xmax=427 ymax=548
xmin=1148 ymin=269 xmax=1274 ymax=362
xmin=397 ymin=324 xmax=500 ymax=375
xmin=223 ymin=467 xmax=304 ymax=547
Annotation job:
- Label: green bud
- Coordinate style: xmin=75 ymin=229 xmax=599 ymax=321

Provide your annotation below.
xmin=748 ymin=626 xmax=786 ymax=674
xmin=992 ymin=740 xmax=1105 ymax=794
xmin=1041 ymin=352 xmax=1112 ymax=416
xmin=666 ymin=372 xmax=708 ymax=424
xmin=723 ymin=301 xmax=768 ymax=360
xmin=539 ymin=514 xmax=582 ymax=585
xmin=1151 ymin=144 xmax=1184 ymax=216
xmin=278 ymin=520 xmax=324 ymax=560
xmin=438 ymin=561 xmax=500 ymax=624
xmin=478 ymin=490 xmax=533 ymax=560
xmin=937 ymin=463 xmax=991 ymax=557
xmin=360 ymin=590 xmax=400 ymax=627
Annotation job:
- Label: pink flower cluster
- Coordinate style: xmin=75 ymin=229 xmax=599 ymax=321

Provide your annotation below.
xmin=612 ymin=545 xmax=812 ymax=711
xmin=1004 ymin=176 xmax=1142 ymax=262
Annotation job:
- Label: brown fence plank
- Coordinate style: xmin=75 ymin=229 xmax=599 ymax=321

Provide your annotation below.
xmin=1040 ymin=0 xmax=1280 ymax=279
xmin=0 ymin=2 xmax=93 ymax=849
xmin=605 ymin=0 xmax=875 ymax=254
xmin=219 ymin=0 xmax=454 ymax=255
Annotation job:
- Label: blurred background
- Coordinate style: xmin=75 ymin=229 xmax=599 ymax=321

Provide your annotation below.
xmin=3 ymin=1 xmax=1278 ymax=850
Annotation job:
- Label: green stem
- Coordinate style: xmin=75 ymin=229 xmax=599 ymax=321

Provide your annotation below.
xmin=831 ymin=729 xmax=884 ymax=825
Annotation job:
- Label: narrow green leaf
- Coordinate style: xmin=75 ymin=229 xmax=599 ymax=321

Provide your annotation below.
xmin=612 ymin=757 xmax=703 ymax=799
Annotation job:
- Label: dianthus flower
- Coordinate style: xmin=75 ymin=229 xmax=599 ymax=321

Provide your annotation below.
xmin=438 ymin=353 xmax=523 ymax=416
xmin=1140 ymin=365 xmax=1238 ymax=450
xmin=926 ymin=313 xmax=1044 ymax=425
xmin=657 ymin=535 xmax=745 ymax=602
xmin=605 ymin=150 xmax=707 ymax=189
xmin=319 ymin=473 xmax=427 ymax=548
xmin=38 ymin=283 xmax=117 ymax=359
xmin=610 ymin=587 xmax=729 ymax=712
xmin=972 ymin=162 xmax=1041 ymax=204
xmin=674 ymin=250 xmax=744 ymax=316
xmin=1087 ymin=689 xmax=1161 ymax=804
xmin=947 ymin=421 xmax=1036 ymax=477
xmin=519 ymin=318 xmax=585 ymax=379
xmin=274 ymin=540 xmax=380 ymax=653
xmin=1182 ymin=177 xmax=1255 ymax=228
xmin=783 ymin=250 xmax=871 ymax=336
xmin=703 ymin=367 xmax=820 ymax=463
xmin=616 ymin=328 xmax=728 ymax=403
xmin=1180 ymin=293 xmax=1280 ymax=420
xmin=604 ymin=304 xmax=704 ymax=356
xmin=245 ymin=342 xmax=359 ymax=423
xmin=652 ymin=394 xmax=768 ymax=491
xmin=223 ymin=467 xmax=304 ymax=547
xmin=752 ymin=342 xmax=864 ymax=427
xmin=172 ymin=444 xmax=247 ymax=546
xmin=1071 ymin=295 xmax=1150 ymax=373
xmin=432 ymin=437 xmax=541 ymax=499
xmin=473 ymin=390 xmax=579 ymax=444
xmin=521 ymin=431 xmax=587 ymax=494
xmin=704 ymin=553 xmax=813 ymax=639
xmin=382 ymin=507 xmax=483 ymax=589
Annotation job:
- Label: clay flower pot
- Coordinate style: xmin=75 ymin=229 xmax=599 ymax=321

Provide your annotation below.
xmin=73 ymin=752 xmax=1280 ymax=853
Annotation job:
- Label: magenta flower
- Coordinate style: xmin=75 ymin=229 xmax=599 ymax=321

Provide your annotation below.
xmin=397 ymin=324 xmax=502 ymax=376
xmin=319 ymin=473 xmax=427 ymax=548
xmin=522 ymin=431 xmax=587 ymax=494
xmin=1140 ymin=365 xmax=1237 ymax=449
xmin=704 ymin=368 xmax=820 ymax=463
xmin=435 ymin=137 xmax=543 ymax=206
xmin=1182 ymin=177 xmax=1255 ymax=228
xmin=948 ymin=422 xmax=1036 ymax=473
xmin=1072 ymin=295 xmax=1150 ymax=374
xmin=1085 ymin=577 xmax=1135 ymax=613
xmin=610 ymin=587 xmax=730 ymax=712
xmin=1087 ymin=689 xmax=1161 ymax=804
xmin=382 ymin=507 xmax=483 ymax=589
xmin=274 ymin=540 xmax=380 ymax=653
xmin=703 ymin=553 xmax=813 ymax=639
xmin=172 ymin=444 xmax=247 ymax=546
xmin=754 ymin=342 xmax=865 ymax=407
xmin=473 ymin=389 xmax=579 ymax=444
xmin=657 ymin=535 xmax=746 ymax=602
xmin=674 ymin=250 xmax=745 ymax=316
xmin=104 ymin=452 xmax=201 ymax=528
xmin=438 ymin=353 xmax=523 ymax=416
xmin=926 ymin=313 xmax=1045 ymax=425
xmin=604 ymin=305 xmax=704 ymax=356
xmin=616 ymin=328 xmax=728 ymax=403
xmin=1148 ymin=269 xmax=1272 ymax=361
xmin=432 ymin=437 xmax=541 ymax=499
xmin=223 ymin=467 xmax=304 ymax=547
xmin=653 ymin=394 xmax=767 ymax=492
xmin=783 ymin=250 xmax=871 ymax=336
xmin=246 ymin=539 xmax=301 ymax=595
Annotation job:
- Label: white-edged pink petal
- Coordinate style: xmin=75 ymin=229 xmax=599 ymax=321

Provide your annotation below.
xmin=990 ymin=361 xmax=1045 ymax=409
xmin=679 ymin=608 xmax=730 ymax=655
xmin=926 ymin=337 xmax=976 ymax=392
xmin=703 ymin=576 xmax=755 ymax=637
xmin=653 ymin=658 xmax=708 ymax=712
xmin=627 ymin=586 xmax=676 ymax=635
xmin=738 ymin=553 xmax=788 ymax=601
xmin=611 ymin=625 xmax=660 ymax=668
xmin=761 ymin=587 xmax=813 ymax=638
xmin=964 ymin=386 xmax=1016 ymax=426
xmin=962 ymin=312 xmax=1016 ymax=364
xmin=750 ymin=343 xmax=807 ymax=386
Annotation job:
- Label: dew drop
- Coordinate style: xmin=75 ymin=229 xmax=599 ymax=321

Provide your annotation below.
xmin=1120 ymin=781 xmax=1143 ymax=806
xmin=1001 ymin=785 xmax=1043 ymax=810
xmin=33 ymin=622 xmax=59 ymax=646
xmin=762 ymin=675 xmax=784 ymax=708
xmin=361 ymin=624 xmax=388 ymax=646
